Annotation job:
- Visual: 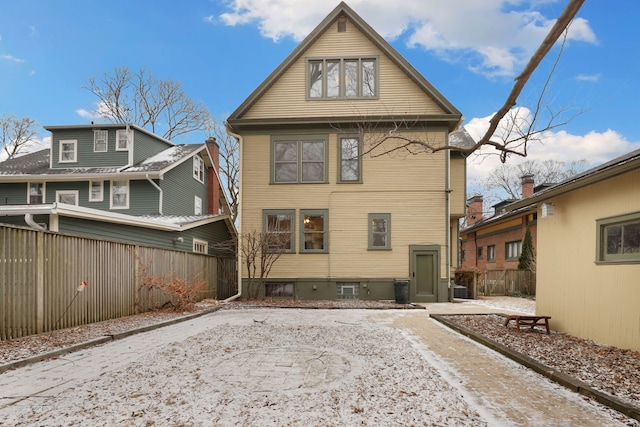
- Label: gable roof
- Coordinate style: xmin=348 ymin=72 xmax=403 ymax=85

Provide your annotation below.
xmin=0 ymin=144 xmax=204 ymax=181
xmin=508 ymin=147 xmax=640 ymax=211
xmin=227 ymin=1 xmax=461 ymax=127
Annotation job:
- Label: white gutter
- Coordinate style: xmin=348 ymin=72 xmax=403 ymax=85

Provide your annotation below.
xmin=24 ymin=213 xmax=46 ymax=230
xmin=146 ymin=174 xmax=163 ymax=215
xmin=223 ymin=121 xmax=243 ymax=302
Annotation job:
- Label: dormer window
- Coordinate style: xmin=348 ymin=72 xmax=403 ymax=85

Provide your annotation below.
xmin=116 ymin=129 xmax=132 ymax=151
xmin=94 ymin=130 xmax=108 ymax=152
xmin=308 ymin=57 xmax=377 ymax=99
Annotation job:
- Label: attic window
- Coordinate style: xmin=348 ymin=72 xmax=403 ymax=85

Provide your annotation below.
xmin=308 ymin=57 xmax=377 ymax=99
xmin=337 ymin=18 xmax=347 ymax=32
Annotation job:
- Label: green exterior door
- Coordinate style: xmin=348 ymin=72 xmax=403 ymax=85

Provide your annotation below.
xmin=409 ymin=245 xmax=440 ymax=303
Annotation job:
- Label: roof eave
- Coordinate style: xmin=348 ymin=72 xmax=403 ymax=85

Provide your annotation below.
xmin=507 ymin=157 xmax=640 ymax=211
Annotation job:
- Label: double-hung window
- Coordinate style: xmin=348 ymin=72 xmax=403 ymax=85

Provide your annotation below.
xmin=110 ymin=180 xmax=129 ymax=209
xmin=193 ymin=155 xmax=205 ymax=183
xmin=89 ymin=180 xmax=103 ymax=202
xmin=56 ymin=190 xmax=79 ymax=206
xmin=338 ymin=136 xmax=361 ymax=182
xmin=28 ymin=182 xmax=44 ymax=204
xmin=264 ymin=210 xmax=295 ymax=253
xmin=194 ymin=196 xmax=202 ymax=215
xmin=369 ymin=213 xmax=390 ymax=250
xmin=597 ymin=212 xmax=640 ymax=263
xmin=59 ymin=140 xmax=77 ymax=163
xmin=94 ymin=130 xmax=108 ymax=152
xmin=301 ymin=209 xmax=328 ymax=253
xmin=116 ymin=129 xmax=132 ymax=151
xmin=505 ymin=241 xmax=521 ymax=260
xmin=308 ymin=57 xmax=377 ymax=99
xmin=273 ymin=137 xmax=326 ymax=183
xmin=488 ymin=245 xmax=496 ymax=262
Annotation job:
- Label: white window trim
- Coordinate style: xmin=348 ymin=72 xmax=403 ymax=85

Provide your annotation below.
xmin=89 ymin=180 xmax=104 ymax=202
xmin=194 ymin=196 xmax=202 ymax=215
xmin=110 ymin=180 xmax=130 ymax=209
xmin=27 ymin=182 xmax=45 ymax=204
xmin=115 ymin=129 xmax=132 ymax=151
xmin=93 ymin=130 xmax=108 ymax=152
xmin=193 ymin=156 xmax=205 ymax=183
xmin=56 ymin=190 xmax=79 ymax=206
xmin=59 ymin=139 xmax=77 ymax=163
xmin=193 ymin=238 xmax=208 ymax=254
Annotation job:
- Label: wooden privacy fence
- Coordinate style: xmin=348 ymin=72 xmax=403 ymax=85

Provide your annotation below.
xmin=0 ymin=224 xmax=236 ymax=340
xmin=478 ymin=269 xmax=536 ymax=297
xmin=456 ymin=269 xmax=536 ymax=298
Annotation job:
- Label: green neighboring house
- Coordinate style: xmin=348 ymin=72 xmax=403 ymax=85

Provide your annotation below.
xmin=0 ymin=124 xmax=236 ymax=254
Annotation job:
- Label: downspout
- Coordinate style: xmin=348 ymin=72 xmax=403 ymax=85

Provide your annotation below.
xmin=25 ymin=213 xmax=46 ymax=230
xmin=446 ymin=142 xmax=452 ymax=302
xmin=223 ymin=121 xmax=243 ymax=302
xmin=146 ymin=174 xmax=163 ymax=215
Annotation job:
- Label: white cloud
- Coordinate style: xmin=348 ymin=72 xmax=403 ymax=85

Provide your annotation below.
xmin=216 ymin=0 xmax=597 ymax=77
xmin=575 ymin=73 xmax=600 ymax=82
xmin=1 ymin=54 xmax=25 ymax=63
xmin=464 ymin=111 xmax=640 ymax=189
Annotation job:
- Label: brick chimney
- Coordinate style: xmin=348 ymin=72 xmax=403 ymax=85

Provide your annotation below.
xmin=206 ymin=137 xmax=221 ymax=215
xmin=466 ymin=195 xmax=483 ymax=226
xmin=521 ymin=174 xmax=535 ymax=198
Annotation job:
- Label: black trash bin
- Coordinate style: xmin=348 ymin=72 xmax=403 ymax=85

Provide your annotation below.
xmin=394 ymin=279 xmax=409 ymax=304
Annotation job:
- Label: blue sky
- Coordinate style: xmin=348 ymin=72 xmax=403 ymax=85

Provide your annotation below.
xmin=1 ymin=0 xmax=639 ymax=188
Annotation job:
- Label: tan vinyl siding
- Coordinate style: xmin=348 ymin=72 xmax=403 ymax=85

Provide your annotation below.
xmin=242 ymin=131 xmax=449 ymax=280
xmin=243 ymin=18 xmax=446 ymax=120
xmin=536 ymin=169 xmax=640 ymax=351
xmin=449 ymin=155 xmax=466 ymax=216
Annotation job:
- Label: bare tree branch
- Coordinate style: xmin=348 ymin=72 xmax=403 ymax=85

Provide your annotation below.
xmin=0 ymin=114 xmax=39 ymax=160
xmin=84 ymin=66 xmax=211 ymax=140
xmin=352 ymin=0 xmax=585 ymax=161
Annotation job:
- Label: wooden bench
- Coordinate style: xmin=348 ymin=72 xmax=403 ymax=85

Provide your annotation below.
xmin=504 ymin=315 xmax=551 ymax=334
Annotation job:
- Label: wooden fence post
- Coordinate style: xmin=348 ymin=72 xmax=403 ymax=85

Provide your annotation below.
xmin=35 ymin=230 xmax=45 ymax=334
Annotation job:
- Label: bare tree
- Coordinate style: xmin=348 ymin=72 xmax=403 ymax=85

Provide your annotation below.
xmin=84 ymin=66 xmax=211 ymax=140
xmin=357 ymin=0 xmax=585 ymax=161
xmin=483 ymin=159 xmax=589 ymax=200
xmin=0 ymin=114 xmax=39 ymax=160
xmin=205 ymin=119 xmax=239 ymax=223
xmin=238 ymin=230 xmax=289 ymax=299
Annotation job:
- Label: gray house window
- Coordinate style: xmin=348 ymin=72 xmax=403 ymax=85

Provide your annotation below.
xmin=59 ymin=140 xmax=77 ymax=163
xmin=308 ymin=57 xmax=377 ymax=99
xmin=597 ymin=212 xmax=640 ymax=263
xmin=28 ymin=182 xmax=44 ymax=204
xmin=193 ymin=156 xmax=205 ymax=183
xmin=338 ymin=136 xmax=361 ymax=182
xmin=116 ymin=129 xmax=132 ymax=151
xmin=89 ymin=181 xmax=103 ymax=202
xmin=273 ymin=137 xmax=326 ymax=183
xmin=56 ymin=190 xmax=79 ymax=206
xmin=369 ymin=213 xmax=390 ymax=250
xmin=94 ymin=130 xmax=108 ymax=152
xmin=264 ymin=209 xmax=295 ymax=253
xmin=301 ymin=209 xmax=328 ymax=253
xmin=110 ymin=180 xmax=129 ymax=209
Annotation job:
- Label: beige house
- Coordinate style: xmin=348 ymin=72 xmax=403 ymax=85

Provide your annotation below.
xmin=226 ymin=2 xmax=471 ymax=302
xmin=508 ymin=148 xmax=640 ymax=351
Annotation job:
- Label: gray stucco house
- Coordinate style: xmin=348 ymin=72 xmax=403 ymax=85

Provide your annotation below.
xmin=0 ymin=124 xmax=235 ymax=254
